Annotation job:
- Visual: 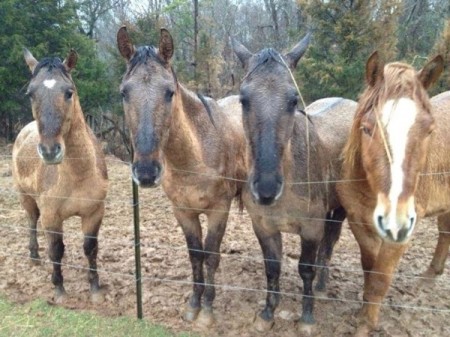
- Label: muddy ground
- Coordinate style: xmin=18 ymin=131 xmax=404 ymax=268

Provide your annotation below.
xmin=0 ymin=145 xmax=449 ymax=337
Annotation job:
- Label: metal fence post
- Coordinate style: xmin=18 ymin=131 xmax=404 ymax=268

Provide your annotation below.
xmin=131 ymin=146 xmax=143 ymax=319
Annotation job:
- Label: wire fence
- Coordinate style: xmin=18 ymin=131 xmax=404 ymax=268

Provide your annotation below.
xmin=1 ymin=153 xmax=450 ymax=330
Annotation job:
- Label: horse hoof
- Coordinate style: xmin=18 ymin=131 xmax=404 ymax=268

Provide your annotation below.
xmin=253 ymin=314 xmax=274 ymax=332
xmin=91 ymin=291 xmax=105 ymax=304
xmin=195 ymin=308 xmax=215 ymax=328
xmin=353 ymin=325 xmax=371 ymax=337
xmin=29 ymin=258 xmax=42 ymax=266
xmin=54 ymin=288 xmax=67 ymax=304
xmin=183 ymin=305 xmax=201 ymax=322
xmin=314 ymin=289 xmax=327 ymax=299
xmin=297 ymin=322 xmax=317 ymax=336
xmin=420 ymin=267 xmax=438 ymax=279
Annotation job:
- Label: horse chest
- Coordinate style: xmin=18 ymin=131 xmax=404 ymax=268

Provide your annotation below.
xmin=243 ymin=189 xmax=325 ymax=236
xmin=163 ymin=172 xmax=231 ymax=211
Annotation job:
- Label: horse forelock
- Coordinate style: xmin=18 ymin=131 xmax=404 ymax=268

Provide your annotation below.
xmin=126 ymin=45 xmax=178 ymax=87
xmin=244 ymin=48 xmax=285 ymax=81
xmin=32 ymin=57 xmax=70 ymax=80
xmin=128 ymin=45 xmax=166 ymax=73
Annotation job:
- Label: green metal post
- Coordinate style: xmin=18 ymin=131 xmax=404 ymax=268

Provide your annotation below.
xmin=131 ymin=147 xmax=143 ymax=319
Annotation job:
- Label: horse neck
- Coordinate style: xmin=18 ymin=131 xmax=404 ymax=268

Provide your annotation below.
xmin=163 ymin=84 xmax=204 ymax=170
xmin=282 ymin=116 xmax=329 ymax=200
xmin=62 ymin=96 xmax=97 ymax=175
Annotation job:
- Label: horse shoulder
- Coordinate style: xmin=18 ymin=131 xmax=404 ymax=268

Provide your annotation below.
xmin=12 ymin=122 xmax=43 ymax=192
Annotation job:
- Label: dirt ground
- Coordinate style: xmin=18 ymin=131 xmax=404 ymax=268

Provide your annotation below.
xmin=1 ymin=144 xmax=449 ymax=337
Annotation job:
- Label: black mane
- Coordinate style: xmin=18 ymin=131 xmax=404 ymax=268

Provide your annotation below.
xmin=32 ymin=57 xmax=68 ymax=78
xmin=248 ymin=48 xmax=285 ymax=76
xmin=128 ymin=45 xmax=166 ymax=73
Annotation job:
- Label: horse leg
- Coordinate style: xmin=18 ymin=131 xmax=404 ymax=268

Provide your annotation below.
xmin=45 ymin=224 xmax=66 ymax=302
xmin=175 ymin=209 xmax=204 ymax=322
xmin=81 ymin=205 xmax=104 ymax=303
xmin=422 ymin=212 xmax=450 ymax=278
xmin=196 ymin=207 xmax=229 ymax=327
xmin=351 ymin=222 xmax=406 ymax=337
xmin=252 ymin=220 xmax=282 ymax=332
xmin=298 ymin=237 xmax=320 ymax=335
xmin=315 ymin=206 xmax=346 ymax=292
xmin=20 ymin=195 xmax=41 ymax=263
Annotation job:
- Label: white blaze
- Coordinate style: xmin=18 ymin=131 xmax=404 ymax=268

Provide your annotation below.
xmin=43 ymin=79 xmax=56 ymax=89
xmin=374 ymin=98 xmax=418 ymax=240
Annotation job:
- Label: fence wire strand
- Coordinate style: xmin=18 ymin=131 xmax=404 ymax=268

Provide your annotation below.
xmin=1 ymin=153 xmax=450 ymax=318
xmin=0 ymin=220 xmax=449 ymax=286
xmin=1 ymin=250 xmax=449 ymax=314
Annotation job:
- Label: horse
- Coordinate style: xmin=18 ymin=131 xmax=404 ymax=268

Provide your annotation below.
xmin=337 ymin=51 xmax=444 ymax=336
xmin=231 ymin=35 xmax=357 ymax=334
xmin=12 ymin=49 xmax=108 ymax=302
xmin=117 ymin=27 xmax=247 ymax=326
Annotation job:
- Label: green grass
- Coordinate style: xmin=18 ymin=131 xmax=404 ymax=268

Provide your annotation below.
xmin=0 ymin=297 xmax=197 ymax=337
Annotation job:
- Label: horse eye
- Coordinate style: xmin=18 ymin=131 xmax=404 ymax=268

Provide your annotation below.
xmin=289 ymin=96 xmax=298 ymax=111
xmin=361 ymin=126 xmax=372 ymax=136
xmin=120 ymin=87 xmax=129 ymax=102
xmin=165 ymin=89 xmax=175 ymax=102
xmin=240 ymin=96 xmax=250 ymax=110
xmin=65 ymin=89 xmax=73 ymax=100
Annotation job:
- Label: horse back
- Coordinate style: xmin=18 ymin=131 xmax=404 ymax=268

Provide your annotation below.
xmin=307 ymin=97 xmax=357 ymax=209
xmin=418 ymin=91 xmax=450 ymax=216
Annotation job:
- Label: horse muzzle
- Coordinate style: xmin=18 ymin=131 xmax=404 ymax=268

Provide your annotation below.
xmin=373 ymin=196 xmax=417 ymax=244
xmin=37 ymin=142 xmax=64 ymax=165
xmin=249 ymin=173 xmax=284 ymax=206
xmin=132 ymin=160 xmax=163 ymax=188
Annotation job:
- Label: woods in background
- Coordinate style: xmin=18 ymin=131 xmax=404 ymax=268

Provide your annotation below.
xmin=0 ymin=0 xmax=449 ymax=141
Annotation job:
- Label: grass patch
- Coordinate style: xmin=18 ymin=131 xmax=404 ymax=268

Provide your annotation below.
xmin=0 ymin=297 xmax=197 ymax=337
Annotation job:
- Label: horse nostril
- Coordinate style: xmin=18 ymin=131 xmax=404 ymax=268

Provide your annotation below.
xmin=409 ymin=216 xmax=415 ymax=228
xmin=377 ymin=215 xmax=384 ymax=231
xmin=54 ymin=143 xmax=62 ymax=154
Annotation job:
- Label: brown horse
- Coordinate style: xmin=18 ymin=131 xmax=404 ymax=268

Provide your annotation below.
xmin=117 ymin=27 xmax=246 ymax=326
xmin=12 ymin=49 xmax=108 ymax=302
xmin=337 ymin=51 xmax=444 ymax=336
xmin=231 ymin=36 xmax=356 ymax=333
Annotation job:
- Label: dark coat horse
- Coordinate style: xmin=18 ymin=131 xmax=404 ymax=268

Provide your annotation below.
xmin=229 ymin=36 xmax=356 ymax=334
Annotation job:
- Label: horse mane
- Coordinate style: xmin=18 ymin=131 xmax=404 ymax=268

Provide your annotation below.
xmin=128 ymin=46 xmax=166 ymax=72
xmin=197 ymin=93 xmax=216 ymax=128
xmin=342 ymin=62 xmax=433 ymax=170
xmin=244 ymin=48 xmax=285 ymax=80
xmin=32 ymin=57 xmax=69 ymax=79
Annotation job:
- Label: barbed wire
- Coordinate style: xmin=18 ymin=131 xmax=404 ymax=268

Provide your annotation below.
xmin=0 ymin=220 xmax=448 ymax=286
xmin=2 ymin=152 xmax=450 ymax=320
xmin=2 ymin=185 xmax=450 ymax=237
xmin=2 ymin=153 xmax=450 ymax=186
xmin=1 ymin=249 xmax=449 ymax=314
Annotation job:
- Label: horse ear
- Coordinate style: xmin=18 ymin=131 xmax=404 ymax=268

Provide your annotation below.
xmin=365 ymin=51 xmax=383 ymax=87
xmin=63 ymin=49 xmax=78 ymax=72
xmin=23 ymin=48 xmax=38 ymax=73
xmin=231 ymin=36 xmax=253 ymax=69
xmin=159 ymin=28 xmax=174 ymax=63
xmin=285 ymin=32 xmax=311 ymax=69
xmin=117 ymin=26 xmax=135 ymax=61
xmin=418 ymin=55 xmax=444 ymax=89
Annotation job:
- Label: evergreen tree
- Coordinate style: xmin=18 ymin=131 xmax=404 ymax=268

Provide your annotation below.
xmin=0 ymin=0 xmax=115 ymax=140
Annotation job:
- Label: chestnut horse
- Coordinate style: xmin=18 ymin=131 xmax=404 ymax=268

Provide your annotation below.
xmin=12 ymin=49 xmax=108 ymax=302
xmin=231 ymin=36 xmax=356 ymax=333
xmin=337 ymin=51 xmax=444 ymax=336
xmin=117 ymin=27 xmax=246 ymax=326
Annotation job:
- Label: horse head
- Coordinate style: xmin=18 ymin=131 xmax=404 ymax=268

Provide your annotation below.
xmin=117 ymin=27 xmax=176 ymax=187
xmin=24 ymin=49 xmax=78 ymax=164
xmin=232 ymin=34 xmax=311 ymax=205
